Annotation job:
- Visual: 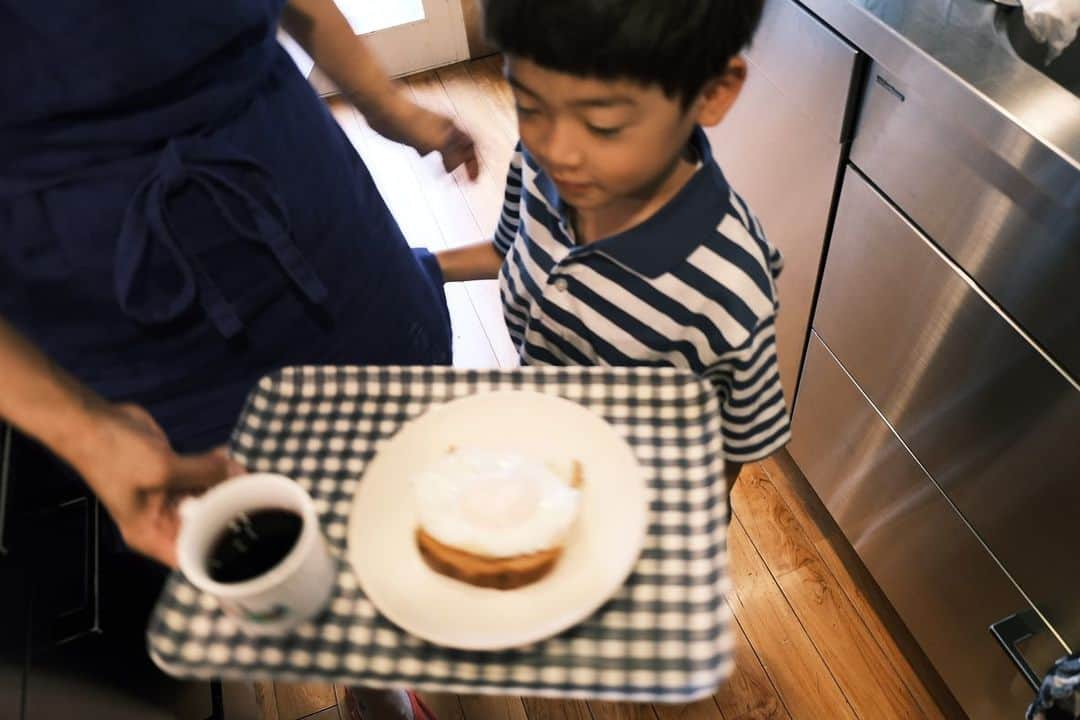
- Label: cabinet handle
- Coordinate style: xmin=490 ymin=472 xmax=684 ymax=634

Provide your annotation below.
xmin=875 ymin=74 xmax=906 ymax=103
xmin=0 ymin=424 xmax=11 ymax=555
xmin=990 ymin=610 xmax=1044 ymax=690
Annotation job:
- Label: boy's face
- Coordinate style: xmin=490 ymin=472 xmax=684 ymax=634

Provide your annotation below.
xmin=506 ymin=56 xmax=744 ymax=212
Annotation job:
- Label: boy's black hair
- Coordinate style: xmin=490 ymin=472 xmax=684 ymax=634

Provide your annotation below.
xmin=483 ymin=0 xmax=764 ymax=106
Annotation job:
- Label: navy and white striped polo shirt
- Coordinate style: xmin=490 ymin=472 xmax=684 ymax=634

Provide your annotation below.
xmin=492 ymin=128 xmax=791 ymax=463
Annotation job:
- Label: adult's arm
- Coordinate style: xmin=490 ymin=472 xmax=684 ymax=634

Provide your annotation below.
xmin=282 ymin=0 xmax=479 ymax=178
xmin=0 ymin=316 xmax=231 ymax=567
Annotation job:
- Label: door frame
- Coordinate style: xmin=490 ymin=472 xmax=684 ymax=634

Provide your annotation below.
xmin=279 ymin=0 xmax=471 ymax=96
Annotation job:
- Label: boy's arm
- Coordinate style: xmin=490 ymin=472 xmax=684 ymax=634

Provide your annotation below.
xmin=436 ymin=142 xmax=525 ymax=282
xmin=436 ymin=242 xmax=503 ymax=282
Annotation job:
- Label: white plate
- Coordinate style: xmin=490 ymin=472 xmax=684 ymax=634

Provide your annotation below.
xmin=346 ymin=390 xmax=649 ymax=651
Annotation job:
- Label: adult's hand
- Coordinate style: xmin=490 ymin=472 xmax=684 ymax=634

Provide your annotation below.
xmin=281 ymin=0 xmax=480 ymax=179
xmin=0 ymin=315 xmax=241 ymax=568
xmin=74 ymin=403 xmax=243 ymax=568
xmin=391 ymin=101 xmax=480 ymax=180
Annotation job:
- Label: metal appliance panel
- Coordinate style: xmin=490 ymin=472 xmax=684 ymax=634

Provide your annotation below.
xmin=791 ymin=333 xmax=1067 ymax=720
xmin=708 ymin=0 xmax=859 ymax=401
xmin=851 ymin=61 xmax=1080 ymax=376
xmin=814 ymin=167 xmax=1080 ymax=650
xmin=797 ymin=0 xmax=1080 ymax=181
xmin=743 ymin=0 xmax=860 ymax=143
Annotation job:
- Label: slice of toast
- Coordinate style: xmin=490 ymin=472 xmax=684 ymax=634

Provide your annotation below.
xmin=416 ymin=528 xmax=563 ymax=590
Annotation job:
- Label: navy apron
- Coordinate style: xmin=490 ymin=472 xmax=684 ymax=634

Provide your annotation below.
xmin=0 ymin=0 xmax=451 ymax=451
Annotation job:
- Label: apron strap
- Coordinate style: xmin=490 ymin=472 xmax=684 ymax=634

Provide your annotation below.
xmin=113 ymin=137 xmax=327 ymax=339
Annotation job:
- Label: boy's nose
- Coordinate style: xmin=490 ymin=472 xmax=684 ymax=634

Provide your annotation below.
xmin=539 ymin=119 xmax=584 ymax=169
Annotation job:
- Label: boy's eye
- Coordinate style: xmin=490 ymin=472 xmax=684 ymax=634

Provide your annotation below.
xmin=586 ymin=124 xmax=624 ymax=138
xmin=516 ymin=105 xmax=540 ymax=116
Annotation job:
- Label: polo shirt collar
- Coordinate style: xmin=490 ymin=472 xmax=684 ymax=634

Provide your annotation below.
xmin=530 ymin=127 xmax=733 ymax=278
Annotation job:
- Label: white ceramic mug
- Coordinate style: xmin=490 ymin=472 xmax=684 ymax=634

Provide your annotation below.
xmin=177 ymin=473 xmax=335 ymax=635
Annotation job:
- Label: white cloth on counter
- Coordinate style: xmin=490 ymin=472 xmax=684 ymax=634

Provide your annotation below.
xmin=1024 ymin=0 xmax=1080 ymax=63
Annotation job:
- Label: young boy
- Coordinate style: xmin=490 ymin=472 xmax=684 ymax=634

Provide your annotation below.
xmin=436 ymin=0 xmax=789 ymax=487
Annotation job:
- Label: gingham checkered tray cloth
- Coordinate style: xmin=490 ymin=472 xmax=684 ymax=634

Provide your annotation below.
xmin=147 ymin=365 xmax=733 ymax=702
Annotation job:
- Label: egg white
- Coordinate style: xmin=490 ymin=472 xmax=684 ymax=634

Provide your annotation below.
xmin=412 ymin=449 xmax=581 ymax=558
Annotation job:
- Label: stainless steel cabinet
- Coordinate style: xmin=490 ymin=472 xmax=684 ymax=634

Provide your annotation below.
xmin=813 ymin=167 xmax=1080 ymax=656
xmin=706 ymin=0 xmax=861 ymax=402
xmin=852 ymin=61 xmax=1080 ymax=377
xmin=791 ymin=333 xmax=1068 ymax=719
xmin=774 ymin=3 xmax=1079 ymax=718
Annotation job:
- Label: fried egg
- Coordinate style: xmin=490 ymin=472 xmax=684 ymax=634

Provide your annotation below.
xmin=412 ymin=449 xmax=582 ymax=558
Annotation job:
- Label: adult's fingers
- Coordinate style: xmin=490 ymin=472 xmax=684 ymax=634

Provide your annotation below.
xmin=168 ymin=448 xmax=233 ymax=496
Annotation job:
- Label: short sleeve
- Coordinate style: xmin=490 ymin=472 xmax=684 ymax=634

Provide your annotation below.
xmin=493 ymin=143 xmax=524 ymax=257
xmin=706 ymin=316 xmax=791 ymax=463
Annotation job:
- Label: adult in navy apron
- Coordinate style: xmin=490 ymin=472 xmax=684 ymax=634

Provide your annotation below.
xmin=1 ymin=3 xmax=470 ymax=717
xmin=0 ymin=0 xmax=464 ymax=453
xmin=1 ymin=0 xmax=473 ymax=459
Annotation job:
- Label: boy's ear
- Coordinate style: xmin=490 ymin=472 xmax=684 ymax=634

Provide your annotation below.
xmin=694 ymin=56 xmax=748 ymax=127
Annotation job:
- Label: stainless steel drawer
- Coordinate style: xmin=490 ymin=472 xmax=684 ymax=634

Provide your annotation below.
xmin=746 ymin=0 xmax=860 ymax=142
xmin=814 ymin=167 xmax=1080 ymax=651
xmin=791 ymin=332 xmax=1067 ymax=720
xmin=851 ymin=61 xmax=1080 ymax=376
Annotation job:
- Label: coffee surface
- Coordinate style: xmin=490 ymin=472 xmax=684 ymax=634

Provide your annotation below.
xmin=207 ymin=508 xmax=303 ymax=583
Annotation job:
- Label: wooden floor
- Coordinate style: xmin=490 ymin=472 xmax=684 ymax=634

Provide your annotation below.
xmin=257 ymin=57 xmax=962 ymax=720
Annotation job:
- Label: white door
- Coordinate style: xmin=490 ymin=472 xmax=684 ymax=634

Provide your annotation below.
xmin=338 ymin=0 xmax=470 ymax=76
xmin=280 ymin=0 xmax=470 ymax=94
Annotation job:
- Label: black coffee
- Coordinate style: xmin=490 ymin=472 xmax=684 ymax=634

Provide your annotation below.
xmin=207 ymin=508 xmax=303 ymax=584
